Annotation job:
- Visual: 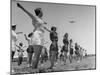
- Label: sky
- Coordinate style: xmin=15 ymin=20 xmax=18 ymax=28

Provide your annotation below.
xmin=11 ymin=0 xmax=95 ymax=57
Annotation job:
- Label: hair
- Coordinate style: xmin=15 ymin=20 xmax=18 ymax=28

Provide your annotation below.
xmin=34 ymin=8 xmax=43 ymax=17
xmin=19 ymin=42 xmax=23 ymax=46
xmin=64 ymin=33 xmax=68 ymax=38
xmin=28 ymin=32 xmax=33 ymax=37
xmin=75 ymin=43 xmax=77 ymax=46
xmin=12 ymin=25 xmax=16 ymax=30
xmin=70 ymin=39 xmax=73 ymax=43
xmin=51 ymin=26 xmax=57 ymax=31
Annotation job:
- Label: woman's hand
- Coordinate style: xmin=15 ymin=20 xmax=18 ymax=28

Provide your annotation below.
xmin=17 ymin=3 xmax=23 ymax=9
xmin=17 ymin=3 xmax=21 ymax=7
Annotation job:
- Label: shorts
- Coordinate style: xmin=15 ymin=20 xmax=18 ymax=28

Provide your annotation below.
xmin=50 ymin=43 xmax=58 ymax=52
xmin=27 ymin=45 xmax=34 ymax=53
xmin=70 ymin=51 xmax=73 ymax=55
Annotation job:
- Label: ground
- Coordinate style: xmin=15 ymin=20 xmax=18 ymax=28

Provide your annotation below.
xmin=11 ymin=55 xmax=96 ymax=75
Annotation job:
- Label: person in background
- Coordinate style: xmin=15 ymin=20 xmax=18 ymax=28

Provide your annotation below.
xmin=44 ymin=26 xmax=58 ymax=69
xmin=61 ymin=33 xmax=69 ymax=65
xmin=24 ymin=33 xmax=34 ymax=67
xmin=75 ymin=43 xmax=81 ymax=62
xmin=11 ymin=24 xmax=18 ymax=61
xmin=17 ymin=3 xmax=48 ymax=69
xmin=40 ymin=46 xmax=48 ymax=64
xmin=69 ymin=39 xmax=74 ymax=63
xmin=16 ymin=42 xmax=24 ymax=66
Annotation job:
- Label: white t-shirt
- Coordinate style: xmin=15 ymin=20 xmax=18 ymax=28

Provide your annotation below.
xmin=12 ymin=30 xmax=17 ymax=51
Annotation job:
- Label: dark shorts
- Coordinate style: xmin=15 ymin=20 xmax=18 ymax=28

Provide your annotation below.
xmin=75 ymin=51 xmax=80 ymax=56
xmin=50 ymin=43 xmax=58 ymax=52
xmin=70 ymin=51 xmax=73 ymax=55
xmin=27 ymin=45 xmax=34 ymax=53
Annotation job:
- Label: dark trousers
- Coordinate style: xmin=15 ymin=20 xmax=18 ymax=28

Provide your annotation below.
xmin=27 ymin=45 xmax=34 ymax=66
xmin=49 ymin=51 xmax=57 ymax=68
xmin=27 ymin=53 xmax=33 ymax=65
xmin=32 ymin=45 xmax=43 ymax=69
xmin=12 ymin=51 xmax=15 ymax=60
xmin=18 ymin=57 xmax=23 ymax=66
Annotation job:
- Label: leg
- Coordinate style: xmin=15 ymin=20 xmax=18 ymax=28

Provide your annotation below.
xmin=12 ymin=51 xmax=15 ymax=60
xmin=63 ymin=52 xmax=67 ymax=64
xmin=49 ymin=51 xmax=56 ymax=69
xmin=18 ymin=57 xmax=22 ymax=66
xmin=32 ymin=45 xmax=42 ymax=69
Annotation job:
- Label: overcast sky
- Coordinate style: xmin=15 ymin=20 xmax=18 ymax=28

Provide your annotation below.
xmin=11 ymin=0 xmax=95 ymax=56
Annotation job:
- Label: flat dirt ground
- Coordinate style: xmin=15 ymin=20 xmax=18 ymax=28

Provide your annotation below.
xmin=11 ymin=55 xmax=96 ymax=75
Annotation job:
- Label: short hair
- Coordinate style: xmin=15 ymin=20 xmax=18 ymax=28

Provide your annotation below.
xmin=51 ymin=26 xmax=57 ymax=31
xmin=34 ymin=8 xmax=43 ymax=17
xmin=12 ymin=25 xmax=16 ymax=29
xmin=28 ymin=32 xmax=33 ymax=37
xmin=19 ymin=42 xmax=23 ymax=46
xmin=70 ymin=39 xmax=73 ymax=43
xmin=64 ymin=33 xmax=68 ymax=38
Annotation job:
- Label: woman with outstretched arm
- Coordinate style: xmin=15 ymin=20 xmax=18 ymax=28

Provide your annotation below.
xmin=17 ymin=3 xmax=48 ymax=69
xmin=17 ymin=3 xmax=47 ymax=31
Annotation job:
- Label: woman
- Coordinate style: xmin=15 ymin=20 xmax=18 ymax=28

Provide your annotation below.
xmin=12 ymin=24 xmax=18 ymax=60
xmin=44 ymin=26 xmax=58 ymax=69
xmin=17 ymin=3 xmax=47 ymax=69
xmin=69 ymin=39 xmax=74 ymax=63
xmin=62 ymin=33 xmax=69 ymax=64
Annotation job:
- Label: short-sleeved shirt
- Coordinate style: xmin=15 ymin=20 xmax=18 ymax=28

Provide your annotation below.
xmin=12 ymin=30 xmax=18 ymax=51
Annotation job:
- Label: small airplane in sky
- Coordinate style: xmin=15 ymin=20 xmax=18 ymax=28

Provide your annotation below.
xmin=69 ymin=20 xmax=76 ymax=23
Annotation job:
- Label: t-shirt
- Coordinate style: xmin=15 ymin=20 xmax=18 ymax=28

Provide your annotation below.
xmin=12 ymin=30 xmax=18 ymax=51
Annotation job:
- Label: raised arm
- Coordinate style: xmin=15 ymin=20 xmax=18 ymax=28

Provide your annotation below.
xmin=24 ymin=34 xmax=29 ymax=41
xmin=43 ymin=26 xmax=51 ymax=33
xmin=17 ymin=3 xmax=34 ymax=20
xmin=16 ymin=45 xmax=20 ymax=49
xmin=16 ymin=32 xmax=23 ymax=34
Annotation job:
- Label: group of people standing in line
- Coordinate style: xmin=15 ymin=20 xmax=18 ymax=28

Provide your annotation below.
xmin=11 ymin=3 xmax=87 ymax=70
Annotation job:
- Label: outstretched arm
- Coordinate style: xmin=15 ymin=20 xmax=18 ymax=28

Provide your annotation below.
xmin=16 ymin=32 xmax=23 ymax=34
xmin=43 ymin=26 xmax=51 ymax=33
xmin=24 ymin=34 xmax=29 ymax=41
xmin=16 ymin=45 xmax=20 ymax=49
xmin=17 ymin=3 xmax=34 ymax=19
